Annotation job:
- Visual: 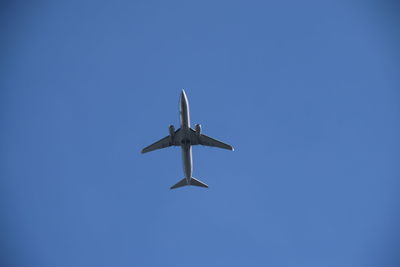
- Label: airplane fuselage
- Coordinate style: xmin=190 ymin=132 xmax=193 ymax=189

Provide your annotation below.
xmin=179 ymin=91 xmax=193 ymax=181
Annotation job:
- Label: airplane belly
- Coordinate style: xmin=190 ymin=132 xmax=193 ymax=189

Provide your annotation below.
xmin=180 ymin=91 xmax=190 ymax=128
xmin=181 ymin=145 xmax=192 ymax=178
xmin=180 ymin=109 xmax=190 ymax=129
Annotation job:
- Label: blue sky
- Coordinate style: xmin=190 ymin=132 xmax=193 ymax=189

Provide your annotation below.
xmin=1 ymin=1 xmax=399 ymax=266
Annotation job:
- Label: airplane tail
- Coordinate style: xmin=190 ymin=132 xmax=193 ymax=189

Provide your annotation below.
xmin=170 ymin=177 xmax=208 ymax=189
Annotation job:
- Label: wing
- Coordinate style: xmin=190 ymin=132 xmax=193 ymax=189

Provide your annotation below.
xmin=199 ymin=134 xmax=234 ymax=151
xmin=141 ymin=136 xmax=173 ymax=153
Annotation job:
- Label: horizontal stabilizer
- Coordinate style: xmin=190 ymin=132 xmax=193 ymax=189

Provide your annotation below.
xmin=190 ymin=177 xmax=208 ymax=188
xmin=170 ymin=177 xmax=208 ymax=189
xmin=170 ymin=178 xmax=189 ymax=189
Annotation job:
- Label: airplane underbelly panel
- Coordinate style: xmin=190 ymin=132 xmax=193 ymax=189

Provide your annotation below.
xmin=181 ymin=145 xmax=192 ymax=178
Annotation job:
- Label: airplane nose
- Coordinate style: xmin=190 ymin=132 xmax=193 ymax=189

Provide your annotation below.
xmin=180 ymin=89 xmax=187 ymax=103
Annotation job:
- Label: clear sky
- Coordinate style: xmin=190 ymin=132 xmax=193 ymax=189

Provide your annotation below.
xmin=1 ymin=1 xmax=399 ymax=266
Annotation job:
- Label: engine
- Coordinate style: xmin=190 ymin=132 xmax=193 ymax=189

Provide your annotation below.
xmin=169 ymin=125 xmax=175 ymax=140
xmin=195 ymin=124 xmax=201 ymax=136
xmin=168 ymin=125 xmax=175 ymax=143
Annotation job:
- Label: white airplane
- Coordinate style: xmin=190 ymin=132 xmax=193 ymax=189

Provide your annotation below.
xmin=141 ymin=89 xmax=234 ymax=189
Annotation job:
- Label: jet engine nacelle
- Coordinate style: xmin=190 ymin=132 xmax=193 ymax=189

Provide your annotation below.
xmin=195 ymin=124 xmax=201 ymax=136
xmin=169 ymin=125 xmax=175 ymax=139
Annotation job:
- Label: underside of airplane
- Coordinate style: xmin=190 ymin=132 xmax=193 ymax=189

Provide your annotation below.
xmin=141 ymin=90 xmax=233 ymax=189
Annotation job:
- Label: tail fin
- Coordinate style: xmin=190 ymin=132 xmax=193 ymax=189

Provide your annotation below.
xmin=170 ymin=177 xmax=208 ymax=189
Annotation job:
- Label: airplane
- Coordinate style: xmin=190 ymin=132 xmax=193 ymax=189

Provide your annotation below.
xmin=141 ymin=89 xmax=234 ymax=189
